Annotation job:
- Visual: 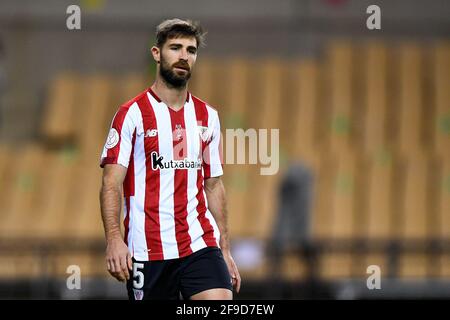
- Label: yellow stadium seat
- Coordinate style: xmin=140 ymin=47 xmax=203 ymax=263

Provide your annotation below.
xmin=318 ymin=150 xmax=363 ymax=279
xmin=246 ymin=59 xmax=283 ymax=240
xmin=223 ymin=59 xmax=252 ymax=239
xmin=290 ymin=59 xmax=321 ymax=163
xmin=438 ymin=155 xmax=450 ymax=277
xmin=327 ymin=42 xmax=354 ymax=153
xmin=398 ymin=153 xmax=431 ymax=278
xmin=433 ymin=43 xmax=450 ymax=157
xmin=1 ymin=145 xmax=46 ymax=237
xmin=41 ymin=73 xmax=79 ymax=144
xmin=397 ymin=45 xmax=424 ymax=156
xmin=76 ymin=75 xmax=114 ymax=162
xmin=363 ymin=43 xmax=389 ymax=155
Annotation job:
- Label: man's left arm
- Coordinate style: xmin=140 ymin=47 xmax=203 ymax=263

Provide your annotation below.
xmin=204 ymin=177 xmax=241 ymax=293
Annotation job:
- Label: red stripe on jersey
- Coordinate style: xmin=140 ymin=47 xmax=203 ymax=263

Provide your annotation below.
xmin=123 ymin=129 xmax=136 ymax=247
xmin=137 ymin=95 xmax=164 ymax=260
xmin=192 ymin=96 xmax=217 ymax=247
xmin=124 ymin=196 xmax=130 ymax=246
xmin=123 ymin=129 xmax=137 ymax=197
xmin=169 ymin=108 xmax=193 ymax=257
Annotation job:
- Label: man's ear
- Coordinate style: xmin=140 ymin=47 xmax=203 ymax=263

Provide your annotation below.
xmin=151 ymin=46 xmax=160 ymax=64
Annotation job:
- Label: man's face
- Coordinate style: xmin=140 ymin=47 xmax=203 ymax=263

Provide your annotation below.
xmin=158 ymin=37 xmax=198 ymax=88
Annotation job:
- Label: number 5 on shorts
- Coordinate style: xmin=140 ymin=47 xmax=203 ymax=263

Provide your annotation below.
xmin=133 ymin=262 xmax=144 ymax=289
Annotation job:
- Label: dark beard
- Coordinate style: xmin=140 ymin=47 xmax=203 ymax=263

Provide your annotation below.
xmin=159 ymin=58 xmax=191 ymax=89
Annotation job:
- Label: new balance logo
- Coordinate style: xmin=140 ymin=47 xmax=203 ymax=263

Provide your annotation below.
xmin=145 ymin=129 xmax=158 ymax=137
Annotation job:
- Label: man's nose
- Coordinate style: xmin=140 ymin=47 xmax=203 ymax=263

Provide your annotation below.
xmin=179 ymin=48 xmax=188 ymax=60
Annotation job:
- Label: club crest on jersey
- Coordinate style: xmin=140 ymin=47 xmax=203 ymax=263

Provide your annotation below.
xmin=198 ymin=125 xmax=210 ymax=142
xmin=133 ymin=289 xmax=144 ymax=300
xmin=175 ymin=124 xmax=183 ymax=141
xmin=151 ymin=152 xmax=201 ymax=170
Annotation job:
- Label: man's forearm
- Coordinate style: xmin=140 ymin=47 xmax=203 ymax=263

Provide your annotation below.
xmin=205 ymin=179 xmax=230 ymax=251
xmin=100 ymin=183 xmax=123 ymax=242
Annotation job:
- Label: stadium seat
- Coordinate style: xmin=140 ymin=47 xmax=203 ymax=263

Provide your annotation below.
xmin=223 ymin=59 xmax=252 ymax=239
xmin=438 ymin=154 xmax=450 ymax=277
xmin=398 ymin=153 xmax=430 ymax=278
xmin=363 ymin=43 xmax=389 ymax=155
xmin=246 ymin=59 xmax=283 ymax=240
xmin=327 ymin=42 xmax=354 ymax=154
xmin=76 ymin=75 xmax=114 ymax=162
xmin=0 ymin=145 xmax=12 ymax=230
xmin=35 ymin=149 xmax=76 ymax=238
xmin=366 ymin=151 xmax=395 ymax=239
xmin=1 ymin=144 xmax=45 ymax=237
xmin=397 ymin=45 xmax=424 ymax=156
xmin=41 ymin=73 xmax=79 ymax=145
xmin=63 ymin=161 xmax=103 ymax=239
xmin=318 ymin=150 xmax=362 ymax=279
xmin=290 ymin=59 xmax=320 ymax=164
xmin=364 ymin=150 xmax=396 ymax=277
xmin=433 ymin=43 xmax=450 ymax=158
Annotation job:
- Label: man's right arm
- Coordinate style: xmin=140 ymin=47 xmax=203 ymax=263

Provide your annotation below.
xmin=100 ymin=163 xmax=132 ymax=282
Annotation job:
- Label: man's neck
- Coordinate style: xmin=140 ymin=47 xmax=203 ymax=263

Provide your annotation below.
xmin=151 ymin=77 xmax=188 ymax=111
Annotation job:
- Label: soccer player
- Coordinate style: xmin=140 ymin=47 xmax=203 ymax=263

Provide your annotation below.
xmin=99 ymin=18 xmax=241 ymax=300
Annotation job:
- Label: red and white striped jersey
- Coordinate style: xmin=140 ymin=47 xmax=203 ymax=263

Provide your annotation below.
xmin=100 ymin=88 xmax=223 ymax=261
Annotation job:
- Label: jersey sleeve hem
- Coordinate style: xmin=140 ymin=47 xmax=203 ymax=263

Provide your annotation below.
xmin=100 ymin=157 xmax=129 ymax=169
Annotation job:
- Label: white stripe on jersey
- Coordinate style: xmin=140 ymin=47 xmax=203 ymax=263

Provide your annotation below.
xmin=184 ymin=99 xmax=208 ymax=253
xmin=206 ymin=105 xmax=223 ymax=178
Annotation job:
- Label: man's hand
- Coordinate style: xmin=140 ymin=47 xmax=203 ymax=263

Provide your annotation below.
xmin=222 ymin=249 xmax=241 ymax=293
xmin=106 ymin=237 xmax=132 ymax=282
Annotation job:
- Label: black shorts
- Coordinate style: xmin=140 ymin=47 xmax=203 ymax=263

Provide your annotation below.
xmin=126 ymin=246 xmax=233 ymax=300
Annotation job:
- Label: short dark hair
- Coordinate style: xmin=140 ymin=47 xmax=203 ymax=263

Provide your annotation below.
xmin=156 ymin=18 xmax=206 ymax=49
